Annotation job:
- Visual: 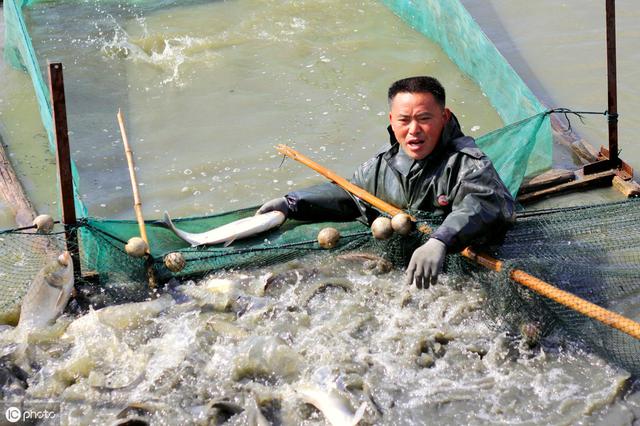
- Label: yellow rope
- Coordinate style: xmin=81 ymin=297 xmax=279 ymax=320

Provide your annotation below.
xmin=277 ymin=144 xmax=640 ymax=341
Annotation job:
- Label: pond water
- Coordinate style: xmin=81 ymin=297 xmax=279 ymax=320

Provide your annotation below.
xmin=3 ymin=0 xmax=501 ymax=224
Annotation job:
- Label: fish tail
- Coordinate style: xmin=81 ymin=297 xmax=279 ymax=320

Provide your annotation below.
xmin=352 ymin=402 xmax=367 ymax=425
xmin=162 ymin=211 xmax=178 ymax=233
xmin=162 ymin=211 xmax=196 ymax=246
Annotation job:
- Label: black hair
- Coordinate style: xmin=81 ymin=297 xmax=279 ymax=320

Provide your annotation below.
xmin=387 ymin=76 xmax=446 ymax=107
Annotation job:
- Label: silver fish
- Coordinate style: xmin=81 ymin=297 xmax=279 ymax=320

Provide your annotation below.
xmin=297 ymin=383 xmax=366 ymax=426
xmin=17 ymin=251 xmax=74 ymax=331
xmin=162 ymin=211 xmax=285 ymax=247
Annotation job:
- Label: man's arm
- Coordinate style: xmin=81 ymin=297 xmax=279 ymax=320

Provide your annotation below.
xmin=406 ymin=155 xmax=515 ymax=289
xmin=258 ymin=156 xmax=382 ymax=222
xmin=285 ymin=182 xmax=362 ymax=221
xmin=431 ymin=155 xmax=516 ymax=251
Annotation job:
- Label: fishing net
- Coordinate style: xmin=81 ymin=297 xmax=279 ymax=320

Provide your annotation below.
xmin=0 ymin=228 xmax=68 ymax=323
xmin=1 ymin=199 xmax=640 ymax=374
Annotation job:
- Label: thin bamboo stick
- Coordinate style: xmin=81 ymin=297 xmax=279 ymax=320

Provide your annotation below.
xmin=276 ymin=144 xmax=640 ymax=341
xmin=117 ymin=109 xmax=157 ymax=289
xmin=117 ymin=109 xmax=149 ymax=249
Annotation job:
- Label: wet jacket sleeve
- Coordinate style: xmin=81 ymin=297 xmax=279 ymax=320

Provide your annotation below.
xmin=430 ymin=156 xmax=516 ymax=251
xmin=285 ymin=182 xmax=362 ymax=222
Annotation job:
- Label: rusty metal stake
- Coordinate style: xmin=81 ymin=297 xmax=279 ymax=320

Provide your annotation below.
xmin=48 ymin=62 xmax=82 ymax=281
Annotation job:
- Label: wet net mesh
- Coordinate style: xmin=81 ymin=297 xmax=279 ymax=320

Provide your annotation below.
xmin=2 ymin=199 xmax=640 ymax=374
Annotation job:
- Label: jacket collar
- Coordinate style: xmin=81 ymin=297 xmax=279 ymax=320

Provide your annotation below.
xmin=384 ymin=113 xmax=464 ymax=176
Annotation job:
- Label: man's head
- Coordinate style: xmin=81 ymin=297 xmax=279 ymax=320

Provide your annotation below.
xmin=388 ymin=76 xmax=451 ymax=160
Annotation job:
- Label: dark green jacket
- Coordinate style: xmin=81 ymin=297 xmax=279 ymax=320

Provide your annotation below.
xmin=285 ymin=114 xmax=516 ymax=251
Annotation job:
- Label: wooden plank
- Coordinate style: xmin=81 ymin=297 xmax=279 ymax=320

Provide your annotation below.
xmin=519 ymin=169 xmax=575 ymax=195
xmin=549 ymin=114 xmax=599 ymax=164
xmin=517 ymin=170 xmax=615 ymax=204
xmin=612 ymin=175 xmax=640 ymax=198
xmin=0 ymin=137 xmax=37 ymax=227
xmin=599 ymin=146 xmax=634 ymax=179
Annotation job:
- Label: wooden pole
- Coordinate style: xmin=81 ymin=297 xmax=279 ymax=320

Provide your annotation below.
xmin=116 ymin=109 xmax=157 ymax=288
xmin=276 ymin=144 xmax=640 ymax=340
xmin=117 ymin=109 xmax=149 ymax=246
xmin=0 ymin=138 xmax=37 ymax=228
xmin=606 ymin=0 xmax=619 ymax=166
xmin=48 ymin=62 xmax=81 ymax=278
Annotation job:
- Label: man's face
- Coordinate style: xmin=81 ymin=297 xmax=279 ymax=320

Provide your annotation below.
xmin=389 ymin=92 xmax=451 ymax=160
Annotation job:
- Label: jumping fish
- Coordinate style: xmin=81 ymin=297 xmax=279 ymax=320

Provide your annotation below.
xmin=17 ymin=251 xmax=74 ymax=332
xmin=162 ymin=211 xmax=285 ymax=247
xmin=297 ymin=383 xmax=366 ymax=426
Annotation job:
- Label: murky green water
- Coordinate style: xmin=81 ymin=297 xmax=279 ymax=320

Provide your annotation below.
xmin=462 ymin=0 xmax=640 ymax=176
xmin=1 ymin=1 xmax=640 ymax=424
xmin=3 ymin=0 xmax=501 ymax=224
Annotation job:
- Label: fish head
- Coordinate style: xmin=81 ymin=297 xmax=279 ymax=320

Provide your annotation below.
xmin=57 ymin=251 xmax=71 ymax=267
xmin=43 ymin=251 xmax=74 ymax=289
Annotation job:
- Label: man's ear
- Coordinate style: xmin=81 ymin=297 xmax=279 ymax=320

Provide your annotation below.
xmin=443 ymin=108 xmax=451 ymax=122
xmin=389 ymin=111 xmax=393 ymax=125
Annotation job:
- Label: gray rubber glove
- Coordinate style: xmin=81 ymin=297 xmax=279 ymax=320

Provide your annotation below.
xmin=256 ymin=197 xmax=290 ymax=218
xmin=405 ymin=238 xmax=447 ymax=289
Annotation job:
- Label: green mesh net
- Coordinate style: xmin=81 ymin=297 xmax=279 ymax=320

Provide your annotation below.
xmin=2 ymin=199 xmax=640 ymax=374
xmin=84 ymin=208 xmax=373 ymax=282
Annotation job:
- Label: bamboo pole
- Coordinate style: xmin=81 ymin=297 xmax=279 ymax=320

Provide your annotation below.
xmin=276 ymin=144 xmax=640 ymax=341
xmin=117 ymin=109 xmax=149 ymax=248
xmin=117 ymin=109 xmax=157 ymax=288
xmin=276 ymin=144 xmax=431 ymax=233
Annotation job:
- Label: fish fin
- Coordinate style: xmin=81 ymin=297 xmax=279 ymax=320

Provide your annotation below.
xmin=162 ymin=211 xmax=173 ymax=229
xmin=223 ymin=238 xmax=236 ymax=248
xmin=351 ymin=402 xmax=367 ymax=426
xmin=55 ymin=290 xmax=66 ymax=312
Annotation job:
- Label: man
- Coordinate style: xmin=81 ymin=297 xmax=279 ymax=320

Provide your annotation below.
xmin=258 ymin=76 xmax=515 ymax=289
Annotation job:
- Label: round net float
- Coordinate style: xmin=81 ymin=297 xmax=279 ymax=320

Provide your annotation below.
xmin=371 ymin=216 xmax=393 ymax=240
xmin=33 ymin=214 xmax=54 ymax=233
xmin=391 ymin=213 xmax=413 ymax=236
xmin=164 ymin=252 xmax=186 ymax=272
xmin=125 ymin=237 xmax=148 ymax=258
xmin=317 ymin=227 xmax=340 ymax=249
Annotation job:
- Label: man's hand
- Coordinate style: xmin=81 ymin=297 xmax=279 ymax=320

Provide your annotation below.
xmin=257 ymin=197 xmax=290 ymax=218
xmin=405 ymin=238 xmax=446 ymax=289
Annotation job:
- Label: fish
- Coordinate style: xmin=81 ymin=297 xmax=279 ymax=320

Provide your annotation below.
xmin=17 ymin=251 xmax=74 ymax=332
xmin=297 ymin=383 xmax=366 ymax=426
xmin=298 ymin=279 xmax=354 ymax=308
xmin=233 ymin=336 xmax=302 ymax=381
xmin=161 ymin=210 xmax=286 ymax=247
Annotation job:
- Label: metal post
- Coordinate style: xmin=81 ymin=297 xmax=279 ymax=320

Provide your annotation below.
xmin=606 ymin=0 xmax=619 ymax=166
xmin=48 ymin=62 xmax=81 ymax=279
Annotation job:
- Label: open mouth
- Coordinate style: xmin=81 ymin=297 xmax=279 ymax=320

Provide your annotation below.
xmin=58 ymin=251 xmax=71 ymax=267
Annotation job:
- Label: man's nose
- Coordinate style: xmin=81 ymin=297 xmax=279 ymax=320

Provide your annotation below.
xmin=408 ymin=119 xmax=420 ymax=134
